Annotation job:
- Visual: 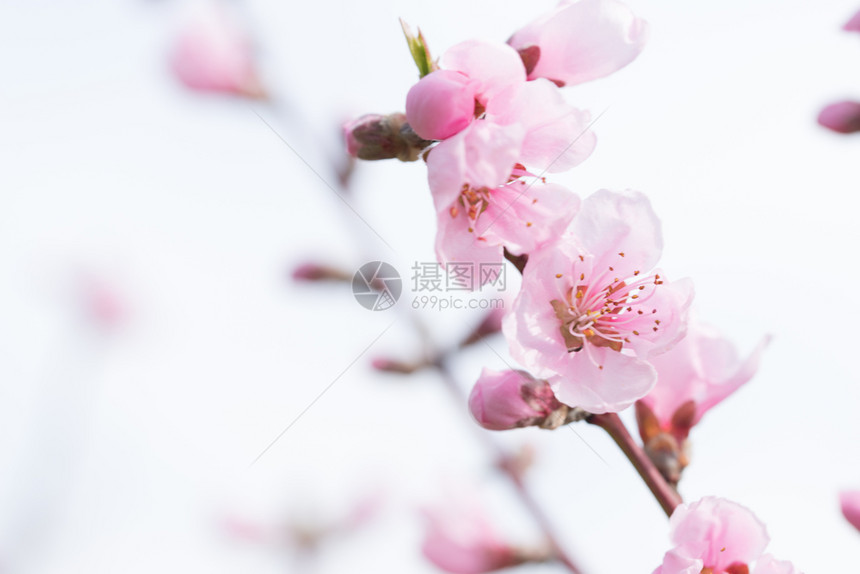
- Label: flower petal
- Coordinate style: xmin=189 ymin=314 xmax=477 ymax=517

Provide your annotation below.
xmin=620 ymin=275 xmax=694 ymax=359
xmin=668 ymin=497 xmax=769 ymax=571
xmin=435 ymin=206 xmax=504 ymax=273
xmin=754 ymin=554 xmax=802 ymax=574
xmin=548 ymin=347 xmax=656 ymax=413
xmin=441 ymin=39 xmax=527 ymax=102
xmin=427 ymin=121 xmax=526 ymax=211
xmin=572 ymin=189 xmax=663 ymax=280
xmin=487 ymin=80 xmax=596 ymax=172
xmin=476 ymin=181 xmax=580 ymax=255
xmin=508 ymin=0 xmax=648 ymax=86
xmin=694 ymin=333 xmax=770 ymax=425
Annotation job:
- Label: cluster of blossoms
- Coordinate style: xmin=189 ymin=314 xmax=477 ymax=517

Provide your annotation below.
xmin=344 ymin=0 xmax=804 ymax=572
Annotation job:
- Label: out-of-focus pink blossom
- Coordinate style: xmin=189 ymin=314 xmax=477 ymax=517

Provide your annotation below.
xmin=171 ymin=4 xmax=265 ymax=98
xmin=508 ymin=0 xmax=648 ymax=87
xmin=468 ymin=368 xmax=566 ymax=430
xmin=503 ymin=189 xmax=693 ymax=413
xmin=844 ymin=9 xmax=860 ymax=32
xmin=406 ymin=70 xmax=479 ymax=140
xmin=840 ymin=490 xmax=860 ymax=532
xmin=817 ymin=101 xmax=860 ymax=134
xmin=422 ymin=498 xmax=524 ymax=573
xmin=80 ymin=278 xmax=125 ymax=328
xmin=653 ymin=497 xmax=800 ymax=574
xmin=639 ymin=322 xmax=769 ymax=440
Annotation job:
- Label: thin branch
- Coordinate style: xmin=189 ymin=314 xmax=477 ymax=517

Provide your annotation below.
xmin=434 ymin=359 xmax=585 ymax=574
xmin=586 ymin=412 xmax=682 ymax=517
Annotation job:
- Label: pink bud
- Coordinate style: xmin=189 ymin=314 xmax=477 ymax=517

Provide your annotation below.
xmin=291 ymin=262 xmax=351 ymax=282
xmin=840 ymin=490 xmax=860 ymax=533
xmin=371 ymin=357 xmax=421 ymax=374
xmin=818 ymin=101 xmax=860 ymax=134
xmin=844 ymin=9 xmax=860 ymax=33
xmin=406 ymin=70 xmax=478 ymax=140
xmin=468 ymin=368 xmax=563 ymax=431
xmin=343 ymin=113 xmax=429 ymax=162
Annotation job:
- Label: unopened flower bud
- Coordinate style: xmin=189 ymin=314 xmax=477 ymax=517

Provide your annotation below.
xmin=818 ymin=101 xmax=860 ymax=134
xmin=371 ymin=357 xmax=423 ymax=375
xmin=841 ymin=490 xmax=860 ymax=533
xmin=343 ymin=113 xmax=430 ymax=162
xmin=469 ymin=368 xmax=571 ymax=431
xmin=291 ymin=262 xmax=351 ymax=282
xmin=406 ymin=70 xmax=478 ymax=140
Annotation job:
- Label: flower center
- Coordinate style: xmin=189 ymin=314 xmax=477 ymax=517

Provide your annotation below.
xmin=449 ymin=184 xmax=492 ymax=233
xmin=551 ymin=283 xmax=624 ymax=353
xmin=549 ymin=252 xmax=665 ymax=358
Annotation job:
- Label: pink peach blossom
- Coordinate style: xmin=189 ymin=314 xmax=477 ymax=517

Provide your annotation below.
xmin=422 ymin=497 xmax=524 ymax=573
xmin=412 ymin=40 xmax=597 ymax=172
xmin=654 ymin=497 xmax=800 ymax=574
xmin=411 ymin=40 xmax=596 ymax=184
xmin=434 ymin=173 xmax=580 ymax=283
xmin=170 ymin=4 xmax=264 ymax=98
xmin=503 ymin=189 xmax=693 ymax=413
xmin=639 ymin=321 xmax=769 ymax=439
xmin=817 ymin=101 xmax=860 ymax=134
xmin=840 ymin=490 xmax=860 ymax=532
xmin=468 ymin=368 xmax=565 ymax=430
xmin=508 ymin=0 xmax=648 ymax=87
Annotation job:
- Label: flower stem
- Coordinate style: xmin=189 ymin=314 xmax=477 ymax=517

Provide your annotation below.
xmin=434 ymin=358 xmax=585 ymax=574
xmin=587 ymin=412 xmax=682 ymax=517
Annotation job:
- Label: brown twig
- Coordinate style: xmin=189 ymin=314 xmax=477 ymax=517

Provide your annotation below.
xmin=586 ymin=412 xmax=682 ymax=517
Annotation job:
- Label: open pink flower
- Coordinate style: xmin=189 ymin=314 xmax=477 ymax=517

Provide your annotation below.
xmin=654 ymin=497 xmax=800 ymax=574
xmin=638 ymin=321 xmax=770 ymax=440
xmin=840 ymin=490 xmax=860 ymax=532
xmin=422 ymin=496 xmax=525 ymax=573
xmin=410 ymin=40 xmax=597 ymax=176
xmin=508 ymin=0 xmax=649 ymax=87
xmin=503 ymin=189 xmax=693 ymax=413
xmin=434 ymin=172 xmax=580 ymax=283
xmin=170 ymin=4 xmax=265 ymax=98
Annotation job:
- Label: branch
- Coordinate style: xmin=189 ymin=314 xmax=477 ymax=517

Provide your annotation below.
xmin=586 ymin=412 xmax=682 ymax=517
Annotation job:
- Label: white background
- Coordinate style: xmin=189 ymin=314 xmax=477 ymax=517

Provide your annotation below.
xmin=1 ymin=0 xmax=859 ymax=572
